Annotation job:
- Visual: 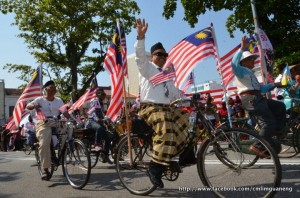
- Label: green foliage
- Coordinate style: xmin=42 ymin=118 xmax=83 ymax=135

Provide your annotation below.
xmin=162 ymin=0 xmax=300 ymax=71
xmin=0 ymin=0 xmax=140 ymax=99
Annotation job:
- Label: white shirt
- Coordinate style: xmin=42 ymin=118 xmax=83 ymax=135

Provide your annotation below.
xmin=28 ymin=96 xmax=65 ymax=118
xmin=134 ymin=39 xmax=181 ymax=104
xmin=24 ymin=122 xmax=35 ymax=133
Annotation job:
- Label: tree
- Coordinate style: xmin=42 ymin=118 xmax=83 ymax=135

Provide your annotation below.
xmin=0 ymin=0 xmax=139 ymax=100
xmin=162 ymin=0 xmax=300 ymax=73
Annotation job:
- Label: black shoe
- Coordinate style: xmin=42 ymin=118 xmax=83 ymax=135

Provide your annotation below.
xmin=102 ymin=155 xmax=113 ymax=164
xmin=41 ymin=169 xmax=50 ymax=181
xmin=147 ymin=169 xmax=164 ymax=188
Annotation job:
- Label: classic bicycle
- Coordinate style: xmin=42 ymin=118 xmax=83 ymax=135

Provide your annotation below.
xmin=115 ymin=94 xmax=282 ymax=197
xmin=220 ymin=97 xmax=300 ymax=158
xmin=34 ymin=118 xmax=91 ymax=189
xmin=22 ymin=138 xmax=35 ymax=155
xmin=75 ymin=119 xmax=120 ymax=168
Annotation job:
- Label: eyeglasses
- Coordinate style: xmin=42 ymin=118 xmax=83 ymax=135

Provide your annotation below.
xmin=153 ymin=52 xmax=168 ymax=57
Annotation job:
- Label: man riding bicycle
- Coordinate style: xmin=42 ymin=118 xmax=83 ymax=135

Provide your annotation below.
xmin=27 ymin=80 xmax=74 ymax=180
xmin=231 ymin=36 xmax=286 ymax=157
xmin=135 ymin=18 xmax=195 ymax=188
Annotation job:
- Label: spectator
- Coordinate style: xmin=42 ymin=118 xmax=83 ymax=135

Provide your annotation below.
xmin=203 ymin=93 xmax=220 ymax=126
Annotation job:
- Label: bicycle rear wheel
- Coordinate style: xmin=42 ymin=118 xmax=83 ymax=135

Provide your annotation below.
xmin=34 ymin=144 xmax=54 ymax=179
xmin=23 ymin=142 xmax=32 ymax=155
xmin=198 ymin=129 xmax=281 ymax=198
xmin=81 ymin=137 xmax=99 ymax=168
xmin=116 ymin=135 xmax=156 ymax=195
xmin=62 ymin=139 xmax=91 ymax=189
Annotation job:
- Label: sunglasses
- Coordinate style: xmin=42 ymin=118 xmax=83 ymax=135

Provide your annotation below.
xmin=153 ymin=52 xmax=168 ymax=57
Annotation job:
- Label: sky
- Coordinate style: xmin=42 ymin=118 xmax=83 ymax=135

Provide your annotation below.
xmin=0 ymin=1 xmax=244 ymax=89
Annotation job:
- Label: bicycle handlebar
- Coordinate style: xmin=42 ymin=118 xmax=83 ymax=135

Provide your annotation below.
xmin=170 ymin=98 xmax=191 ymax=106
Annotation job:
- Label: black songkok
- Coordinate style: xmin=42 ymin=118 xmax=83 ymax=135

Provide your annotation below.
xmin=150 ymin=42 xmax=165 ymax=54
xmin=43 ymin=80 xmax=55 ymax=88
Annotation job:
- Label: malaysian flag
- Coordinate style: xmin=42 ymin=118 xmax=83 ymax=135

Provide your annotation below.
xmin=218 ymin=36 xmax=260 ymax=87
xmin=165 ymin=27 xmax=217 ymax=89
xmin=5 ymin=116 xmax=15 ymax=131
xmin=149 ymin=64 xmax=176 ymax=86
xmin=12 ymin=66 xmax=42 ymax=127
xmin=104 ymin=23 xmax=125 ymax=121
xmin=58 ymin=100 xmax=72 ymax=113
xmin=69 ymin=73 xmax=98 ymax=111
xmin=120 ymin=25 xmax=128 ymax=76
xmin=181 ymin=72 xmax=194 ymax=93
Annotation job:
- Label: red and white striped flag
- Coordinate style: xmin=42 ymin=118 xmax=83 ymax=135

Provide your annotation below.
xmin=58 ymin=100 xmax=72 ymax=113
xmin=120 ymin=26 xmax=128 ymax=77
xmin=218 ymin=36 xmax=260 ymax=87
xmin=69 ymin=73 xmax=98 ymax=111
xmin=181 ymin=72 xmax=194 ymax=93
xmin=149 ymin=64 xmax=176 ymax=86
xmin=5 ymin=116 xmax=15 ymax=131
xmin=165 ymin=27 xmax=217 ymax=89
xmin=104 ymin=23 xmax=125 ymax=121
xmin=12 ymin=66 xmax=42 ymax=127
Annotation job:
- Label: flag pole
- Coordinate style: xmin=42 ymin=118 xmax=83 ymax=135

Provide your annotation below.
xmin=250 ymin=0 xmax=270 ymax=98
xmin=211 ymin=23 xmax=233 ymax=128
xmin=117 ymin=19 xmax=133 ymax=165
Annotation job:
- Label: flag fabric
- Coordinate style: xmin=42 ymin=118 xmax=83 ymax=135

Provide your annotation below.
xmin=104 ymin=24 xmax=125 ymax=121
xmin=69 ymin=73 xmax=98 ymax=111
xmin=149 ymin=64 xmax=176 ymax=86
xmin=58 ymin=100 xmax=72 ymax=113
xmin=5 ymin=116 xmax=15 ymax=131
xmin=35 ymin=108 xmax=46 ymax=120
xmin=281 ymin=64 xmax=291 ymax=86
xmin=87 ymin=104 xmax=100 ymax=115
xmin=120 ymin=26 xmax=128 ymax=76
xmin=165 ymin=27 xmax=217 ymax=89
xmin=218 ymin=36 xmax=260 ymax=87
xmin=12 ymin=66 xmax=42 ymax=127
xmin=181 ymin=72 xmax=194 ymax=93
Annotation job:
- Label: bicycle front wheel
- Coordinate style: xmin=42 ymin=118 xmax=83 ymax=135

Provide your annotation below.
xmin=34 ymin=144 xmax=54 ymax=179
xmin=116 ymin=135 xmax=156 ymax=195
xmin=197 ymin=129 xmax=282 ymax=198
xmin=62 ymin=139 xmax=91 ymax=189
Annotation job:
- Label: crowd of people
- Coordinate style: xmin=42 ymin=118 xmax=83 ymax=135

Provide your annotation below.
xmin=1 ymin=18 xmax=299 ymax=188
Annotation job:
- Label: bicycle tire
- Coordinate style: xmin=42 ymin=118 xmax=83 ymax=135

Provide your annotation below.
xmin=34 ymin=144 xmax=54 ymax=179
xmin=116 ymin=135 xmax=156 ymax=195
xmin=197 ymin=128 xmax=282 ymax=198
xmin=277 ymin=123 xmax=299 ymax=158
xmin=23 ymin=142 xmax=32 ymax=155
xmin=213 ymin=128 xmax=259 ymax=168
xmin=81 ymin=137 xmax=99 ymax=168
xmin=62 ymin=139 xmax=91 ymax=189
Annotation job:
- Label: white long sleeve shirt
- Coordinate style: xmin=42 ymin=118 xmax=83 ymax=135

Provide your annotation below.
xmin=134 ymin=39 xmax=181 ymax=104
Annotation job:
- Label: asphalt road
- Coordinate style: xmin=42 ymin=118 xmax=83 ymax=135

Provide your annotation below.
xmin=0 ymin=151 xmax=300 ymax=198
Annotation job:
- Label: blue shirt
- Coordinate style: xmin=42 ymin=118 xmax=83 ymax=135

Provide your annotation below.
xmin=231 ymin=49 xmax=274 ymax=94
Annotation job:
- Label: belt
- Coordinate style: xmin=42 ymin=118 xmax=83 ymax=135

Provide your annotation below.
xmin=141 ymin=102 xmax=170 ymax=107
xmin=46 ymin=116 xmax=54 ymax=118
xmin=240 ymin=90 xmax=261 ymax=96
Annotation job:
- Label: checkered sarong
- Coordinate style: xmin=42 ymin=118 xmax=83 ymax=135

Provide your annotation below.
xmin=139 ymin=103 xmax=192 ymax=166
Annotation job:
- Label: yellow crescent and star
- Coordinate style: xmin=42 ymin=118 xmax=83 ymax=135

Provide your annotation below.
xmin=112 ymin=33 xmax=122 ymax=52
xmin=195 ymin=28 xmax=212 ymax=40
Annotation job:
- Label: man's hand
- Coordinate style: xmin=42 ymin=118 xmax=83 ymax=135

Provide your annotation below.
xmin=240 ymin=35 xmax=250 ymax=51
xmin=135 ymin=18 xmax=148 ymax=39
